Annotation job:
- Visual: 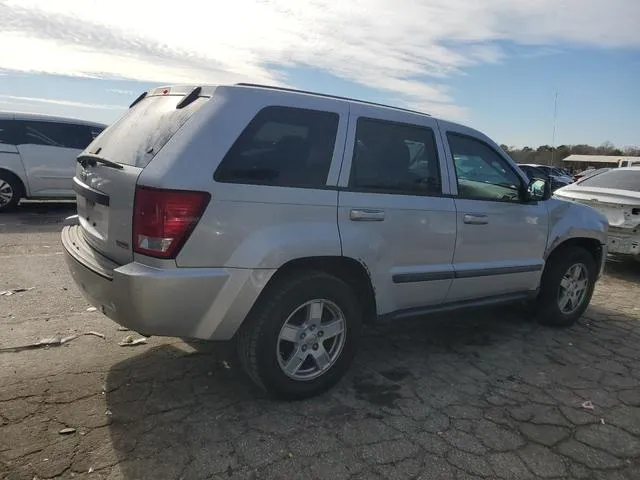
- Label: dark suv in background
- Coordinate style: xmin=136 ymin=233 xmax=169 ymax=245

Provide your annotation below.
xmin=518 ymin=164 xmax=572 ymax=192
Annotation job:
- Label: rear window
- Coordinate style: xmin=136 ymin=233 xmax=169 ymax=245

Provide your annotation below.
xmin=579 ymin=169 xmax=640 ymax=192
xmin=214 ymin=106 xmax=339 ymax=188
xmin=88 ymin=94 xmax=208 ymax=168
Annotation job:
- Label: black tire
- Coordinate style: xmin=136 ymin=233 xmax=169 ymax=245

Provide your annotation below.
xmin=237 ymin=271 xmax=362 ymax=400
xmin=535 ymin=246 xmax=597 ymax=327
xmin=0 ymin=171 xmax=22 ymax=212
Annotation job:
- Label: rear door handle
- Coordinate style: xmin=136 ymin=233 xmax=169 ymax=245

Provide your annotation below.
xmin=463 ymin=213 xmax=489 ymax=225
xmin=350 ymin=209 xmax=385 ymax=222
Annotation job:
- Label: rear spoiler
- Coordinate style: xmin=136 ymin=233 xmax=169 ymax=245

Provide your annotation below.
xmin=129 ymin=85 xmax=215 ymax=109
xmin=129 ymin=92 xmax=146 ymax=108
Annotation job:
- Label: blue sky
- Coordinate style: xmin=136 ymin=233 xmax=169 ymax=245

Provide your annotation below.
xmin=1 ymin=0 xmax=638 ymax=148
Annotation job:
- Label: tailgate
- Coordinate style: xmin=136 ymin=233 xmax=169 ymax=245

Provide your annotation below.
xmin=74 ymin=164 xmax=141 ymax=265
xmin=72 ymin=86 xmax=212 ymax=265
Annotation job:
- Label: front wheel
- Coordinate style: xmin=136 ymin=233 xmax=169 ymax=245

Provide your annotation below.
xmin=536 ymin=246 xmax=597 ymax=327
xmin=237 ymin=271 xmax=362 ymax=400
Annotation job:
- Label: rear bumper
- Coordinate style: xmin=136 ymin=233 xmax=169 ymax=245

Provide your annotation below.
xmin=61 ymin=225 xmax=275 ymax=340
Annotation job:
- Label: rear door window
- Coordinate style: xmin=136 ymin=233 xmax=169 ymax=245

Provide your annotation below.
xmin=0 ymin=120 xmax=18 ymax=145
xmin=214 ymin=106 xmax=339 ymax=188
xmin=349 ymin=117 xmax=442 ymax=195
xmin=14 ymin=121 xmax=101 ymax=150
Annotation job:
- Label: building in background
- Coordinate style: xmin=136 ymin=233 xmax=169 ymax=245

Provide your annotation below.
xmin=563 ymin=155 xmax=640 ymax=173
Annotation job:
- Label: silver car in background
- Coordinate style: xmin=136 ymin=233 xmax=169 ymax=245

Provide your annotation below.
xmin=554 ymin=167 xmax=640 ymax=261
xmin=62 ymin=83 xmax=608 ymax=399
xmin=0 ymin=112 xmax=106 ymax=211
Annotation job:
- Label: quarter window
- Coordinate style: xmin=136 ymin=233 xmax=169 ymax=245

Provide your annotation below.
xmin=349 ymin=118 xmax=442 ymax=195
xmin=447 ymin=133 xmax=522 ymax=201
xmin=215 ymin=106 xmax=339 ymax=188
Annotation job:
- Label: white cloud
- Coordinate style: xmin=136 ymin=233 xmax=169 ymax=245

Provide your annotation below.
xmin=518 ymin=47 xmax=565 ymax=59
xmin=0 ymin=0 xmax=638 ymax=120
xmin=107 ymin=89 xmax=135 ymax=95
xmin=0 ymin=94 xmax=124 ymax=110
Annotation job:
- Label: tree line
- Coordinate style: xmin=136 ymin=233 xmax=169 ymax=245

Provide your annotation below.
xmin=499 ymin=142 xmax=640 ymax=167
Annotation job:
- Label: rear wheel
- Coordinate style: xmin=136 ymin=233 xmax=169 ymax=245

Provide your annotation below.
xmin=0 ymin=172 xmax=22 ymax=212
xmin=536 ymin=246 xmax=596 ymax=327
xmin=237 ymin=271 xmax=362 ymax=399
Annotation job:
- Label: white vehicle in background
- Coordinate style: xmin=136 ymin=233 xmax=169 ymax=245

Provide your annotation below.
xmin=554 ymin=167 xmax=640 ymax=261
xmin=0 ymin=112 xmax=106 ymax=212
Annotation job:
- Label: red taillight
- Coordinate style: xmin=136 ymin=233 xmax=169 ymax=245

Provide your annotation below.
xmin=133 ymin=186 xmax=210 ymax=259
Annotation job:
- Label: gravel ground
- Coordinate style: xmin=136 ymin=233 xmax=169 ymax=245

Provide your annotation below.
xmin=1 ymin=202 xmax=639 ymax=480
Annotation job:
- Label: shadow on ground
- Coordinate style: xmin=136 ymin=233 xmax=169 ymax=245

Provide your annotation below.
xmin=104 ymin=287 xmax=640 ymax=479
xmin=0 ymin=201 xmax=76 ymax=234
xmin=605 ymin=257 xmax=640 ymax=283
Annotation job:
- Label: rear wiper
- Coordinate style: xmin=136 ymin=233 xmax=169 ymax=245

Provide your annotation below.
xmin=77 ymin=153 xmax=124 ymax=170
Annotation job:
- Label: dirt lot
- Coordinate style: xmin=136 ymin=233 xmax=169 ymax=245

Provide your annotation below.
xmin=1 ymin=203 xmax=639 ymax=480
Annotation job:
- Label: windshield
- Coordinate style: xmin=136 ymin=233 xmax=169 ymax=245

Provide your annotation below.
xmin=86 ymin=94 xmax=208 ymax=168
xmin=578 ymin=169 xmax=640 ymax=192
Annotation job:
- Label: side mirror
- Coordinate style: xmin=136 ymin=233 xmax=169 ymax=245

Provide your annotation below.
xmin=526 ymin=177 xmax=552 ymax=202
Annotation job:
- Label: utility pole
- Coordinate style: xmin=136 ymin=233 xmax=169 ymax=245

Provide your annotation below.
xmin=551 ymin=91 xmax=558 ymax=166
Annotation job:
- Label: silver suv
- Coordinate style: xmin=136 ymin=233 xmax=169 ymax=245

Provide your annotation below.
xmin=62 ymin=84 xmax=608 ymax=399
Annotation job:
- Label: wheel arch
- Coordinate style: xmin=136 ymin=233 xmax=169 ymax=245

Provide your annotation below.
xmin=0 ymin=167 xmax=27 ymax=196
xmin=259 ymin=255 xmax=378 ymax=324
xmin=545 ymin=237 xmax=604 ymax=271
xmin=0 ymin=167 xmax=27 ymax=208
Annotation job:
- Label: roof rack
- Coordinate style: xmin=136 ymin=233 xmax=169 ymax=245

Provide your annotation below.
xmin=235 ymin=83 xmax=430 ymax=117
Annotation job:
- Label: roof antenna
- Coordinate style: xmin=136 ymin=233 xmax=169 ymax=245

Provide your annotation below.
xmin=551 ymin=91 xmax=558 ymax=166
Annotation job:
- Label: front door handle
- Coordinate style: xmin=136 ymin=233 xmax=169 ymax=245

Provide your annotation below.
xmin=350 ymin=209 xmax=385 ymax=222
xmin=463 ymin=213 xmax=489 ymax=225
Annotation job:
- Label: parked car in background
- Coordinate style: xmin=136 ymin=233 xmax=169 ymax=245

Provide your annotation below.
xmin=554 ymin=167 xmax=640 ymax=261
xmin=0 ymin=112 xmax=106 ymax=211
xmin=517 ymin=164 xmax=570 ymax=192
xmin=62 ymin=83 xmax=608 ymax=399
xmin=574 ymin=167 xmax=611 ymax=183
xmin=520 ymin=163 xmax=574 ymax=185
